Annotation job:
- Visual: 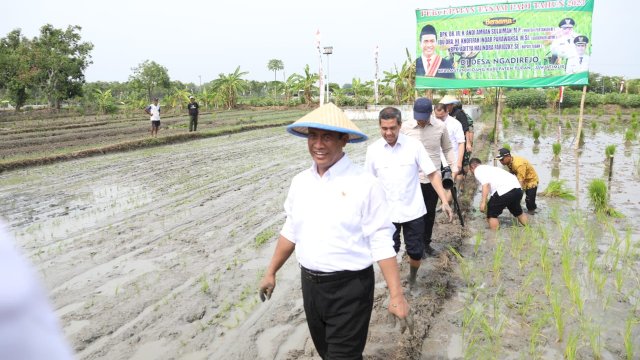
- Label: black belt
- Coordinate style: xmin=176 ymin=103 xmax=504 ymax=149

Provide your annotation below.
xmin=301 ymin=265 xmax=372 ymax=284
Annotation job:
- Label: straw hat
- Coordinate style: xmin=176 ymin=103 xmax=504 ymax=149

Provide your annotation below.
xmin=286 ymin=103 xmax=368 ymax=143
xmin=439 ymin=95 xmax=460 ymax=105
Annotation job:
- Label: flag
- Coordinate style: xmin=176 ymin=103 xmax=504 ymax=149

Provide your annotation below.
xmin=559 ymin=86 xmax=564 ymax=103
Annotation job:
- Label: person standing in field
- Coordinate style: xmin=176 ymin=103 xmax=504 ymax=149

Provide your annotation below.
xmin=365 ymin=106 xmax=453 ymax=287
xmin=495 ymin=148 xmax=539 ymax=214
xmin=187 ymin=96 xmax=199 ymax=132
xmin=468 ymin=158 xmax=528 ymax=230
xmin=145 ymin=97 xmax=161 ymax=137
xmin=401 ymin=98 xmax=457 ymax=258
xmin=434 ymin=103 xmax=465 ymax=206
xmin=258 ymin=103 xmax=413 ymax=359
xmin=440 ymin=95 xmax=473 ymax=173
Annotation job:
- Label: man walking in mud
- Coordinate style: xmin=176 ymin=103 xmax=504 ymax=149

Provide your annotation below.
xmin=496 ymin=148 xmax=539 ymax=214
xmin=365 ymin=107 xmax=453 ymax=287
xmin=402 ymin=98 xmax=457 ymax=258
xmin=258 ymin=103 xmax=412 ymax=359
xmin=469 ymin=158 xmax=528 ymax=230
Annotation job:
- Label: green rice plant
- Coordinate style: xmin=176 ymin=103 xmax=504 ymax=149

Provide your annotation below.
xmin=586 ymin=247 xmax=597 ymax=275
xmin=615 ymin=268 xmax=623 ymax=293
xmin=610 ymin=116 xmax=617 ymax=126
xmin=502 ymin=115 xmax=510 ymax=129
xmin=540 ymin=179 xmax=576 ymax=200
xmin=529 ymin=313 xmax=550 ymax=357
xmin=590 ymin=121 xmax=597 ymax=131
xmin=533 ymin=128 xmax=541 ymax=143
xmin=624 ymin=316 xmax=637 ymax=360
xmin=630 ymin=118 xmax=639 ymax=132
xmin=568 ymin=279 xmax=584 ymax=315
xmin=565 ymin=119 xmax=573 ymax=129
xmin=449 ymin=246 xmax=473 ymax=286
xmin=541 ymin=119 xmax=548 ymax=132
xmin=254 ymin=228 xmax=275 ymax=247
xmin=549 ymin=287 xmax=564 ymax=342
xmin=561 ymin=250 xmax=574 ymax=290
xmin=565 ymin=331 xmax=579 ymax=360
xmin=501 ymin=143 xmax=511 ymax=151
xmin=473 ymin=233 xmax=483 ymax=256
xmin=492 ymin=238 xmax=505 ymax=283
xmin=527 ymin=118 xmax=536 ymax=130
xmin=552 ymin=142 xmax=561 ymax=159
xmin=586 ymin=322 xmax=602 ymax=360
xmin=588 ymin=178 xmax=608 ymax=213
xmin=616 ymin=109 xmax=622 ymax=121
xmin=624 ymin=128 xmax=636 ymax=142
xmin=592 ymin=267 xmax=607 ymax=295
xmin=597 ymin=108 xmax=605 ymax=117
xmin=200 ymin=274 xmax=210 ymax=294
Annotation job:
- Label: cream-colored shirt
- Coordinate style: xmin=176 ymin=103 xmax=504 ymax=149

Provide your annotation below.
xmin=280 ymin=155 xmax=396 ymax=272
xmin=365 ymin=133 xmax=436 ymax=223
xmin=401 ymin=117 xmax=456 ymax=182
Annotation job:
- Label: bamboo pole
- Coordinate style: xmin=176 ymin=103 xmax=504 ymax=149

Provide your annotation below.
xmin=573 ymin=85 xmax=587 ymax=150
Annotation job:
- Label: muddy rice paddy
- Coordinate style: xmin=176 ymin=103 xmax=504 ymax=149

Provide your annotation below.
xmin=0 ymin=108 xmax=638 ymax=359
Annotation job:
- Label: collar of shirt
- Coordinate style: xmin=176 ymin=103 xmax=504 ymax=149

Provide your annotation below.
xmin=310 ymin=152 xmax=348 ymax=180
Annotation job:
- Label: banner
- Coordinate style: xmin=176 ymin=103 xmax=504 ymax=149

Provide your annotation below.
xmin=415 ymin=0 xmax=594 ymax=89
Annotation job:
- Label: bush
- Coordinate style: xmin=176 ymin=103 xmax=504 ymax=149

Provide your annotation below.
xmin=620 ymin=94 xmax=640 ymax=108
xmin=505 ymin=89 xmax=547 ymax=109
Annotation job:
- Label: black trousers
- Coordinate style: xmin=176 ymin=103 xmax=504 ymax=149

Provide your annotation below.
xmin=189 ymin=115 xmax=198 ymax=131
xmin=301 ymin=266 xmax=374 ymax=360
xmin=524 ymin=186 xmax=538 ymax=211
xmin=420 ymin=182 xmax=438 ymax=246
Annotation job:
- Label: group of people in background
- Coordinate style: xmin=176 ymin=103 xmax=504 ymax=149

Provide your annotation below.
xmin=258 ymin=94 xmax=544 ymax=358
xmin=144 ymin=95 xmax=200 ymax=136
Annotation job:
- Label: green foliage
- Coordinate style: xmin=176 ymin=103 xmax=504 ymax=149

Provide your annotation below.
xmin=590 ymin=121 xmax=597 ymax=131
xmin=605 ymin=144 xmax=616 ymax=158
xmin=254 ymin=229 xmax=275 ymax=247
xmin=129 ymin=60 xmax=171 ymax=101
xmin=211 ymin=66 xmax=249 ymax=109
xmin=552 ymin=142 xmax=561 ymax=158
xmin=505 ymin=89 xmax=547 ymax=109
xmin=527 ymin=118 xmax=536 ymax=130
xmin=624 ymin=129 xmax=637 ymax=142
xmin=502 ymin=115 xmax=509 ymax=129
xmin=487 ymin=128 xmax=496 ymax=143
xmin=540 ymin=180 xmax=576 ymax=200
xmin=533 ymin=129 xmax=540 ymax=143
xmin=587 ymin=179 xmax=608 ymax=213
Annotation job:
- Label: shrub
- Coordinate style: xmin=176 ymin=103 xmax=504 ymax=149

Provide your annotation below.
xmin=620 ymin=94 xmax=640 ymax=108
xmin=505 ymin=89 xmax=547 ymax=109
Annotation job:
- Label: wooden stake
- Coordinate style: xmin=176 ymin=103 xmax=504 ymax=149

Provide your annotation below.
xmin=574 ymin=85 xmax=587 ymax=150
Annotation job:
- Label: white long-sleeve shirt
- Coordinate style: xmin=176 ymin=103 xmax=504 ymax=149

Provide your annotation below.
xmin=365 ymin=133 xmax=436 ymax=223
xmin=280 ymin=155 xmax=396 ymax=273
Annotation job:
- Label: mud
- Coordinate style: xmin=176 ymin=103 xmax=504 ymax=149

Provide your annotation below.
xmin=1 ymin=109 xmax=637 ymax=359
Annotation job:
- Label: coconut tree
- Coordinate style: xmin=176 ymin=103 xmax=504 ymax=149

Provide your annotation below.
xmin=290 ymin=64 xmax=318 ymax=106
xmin=267 ymin=59 xmax=284 ymax=100
xmin=211 ymin=66 xmax=248 ymax=109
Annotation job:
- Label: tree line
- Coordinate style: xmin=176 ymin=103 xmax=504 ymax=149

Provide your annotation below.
xmin=2 ymin=25 xmax=640 ymax=114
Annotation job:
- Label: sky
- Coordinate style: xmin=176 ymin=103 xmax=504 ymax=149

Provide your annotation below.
xmin=1 ymin=0 xmax=637 ymax=86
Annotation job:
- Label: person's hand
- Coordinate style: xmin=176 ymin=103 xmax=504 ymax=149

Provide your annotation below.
xmin=388 ymin=295 xmax=413 ymax=335
xmin=466 ymin=143 xmax=473 ymax=152
xmin=479 ymin=202 xmax=486 ymax=213
xmin=441 ymin=202 xmax=453 ymax=222
xmin=258 ymin=273 xmax=275 ymax=301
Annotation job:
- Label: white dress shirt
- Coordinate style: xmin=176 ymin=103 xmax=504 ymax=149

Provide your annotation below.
xmin=280 ymin=155 xmax=396 ymax=272
xmin=364 ymin=133 xmax=436 ymax=223
xmin=473 ymin=164 xmax=521 ymax=196
xmin=0 ymin=221 xmax=73 ymax=360
xmin=442 ymin=115 xmax=465 ymax=161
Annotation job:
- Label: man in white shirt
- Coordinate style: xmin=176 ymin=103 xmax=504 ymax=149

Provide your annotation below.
xmin=565 ymin=35 xmax=590 ymax=74
xmin=469 ymin=158 xmax=528 ymax=230
xmin=0 ymin=220 xmax=74 ymax=360
xmin=434 ymin=103 xmax=465 ymax=205
xmin=402 ymin=98 xmax=457 ymax=257
xmin=258 ymin=103 xmax=412 ymax=359
xmin=144 ymin=97 xmax=161 ymax=137
xmin=365 ymin=107 xmax=453 ymax=287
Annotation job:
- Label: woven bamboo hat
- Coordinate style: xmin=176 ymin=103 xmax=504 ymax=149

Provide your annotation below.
xmin=286 ymin=103 xmax=368 ymax=143
xmin=439 ymin=95 xmax=460 ymax=105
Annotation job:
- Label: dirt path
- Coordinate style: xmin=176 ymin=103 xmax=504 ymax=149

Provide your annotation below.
xmin=0 ymin=117 xmax=475 ymax=359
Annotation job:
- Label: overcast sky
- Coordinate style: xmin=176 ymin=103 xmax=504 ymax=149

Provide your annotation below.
xmin=1 ymin=0 xmax=636 ymax=86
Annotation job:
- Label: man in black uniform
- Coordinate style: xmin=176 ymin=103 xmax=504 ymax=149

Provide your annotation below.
xmin=187 ymin=96 xmax=200 ymax=132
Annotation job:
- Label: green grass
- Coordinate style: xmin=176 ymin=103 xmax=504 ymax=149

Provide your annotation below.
xmin=254 ymin=229 xmax=276 ymax=247
xmin=540 ymin=180 xmax=576 ymax=200
xmin=624 ymin=129 xmax=637 ymax=142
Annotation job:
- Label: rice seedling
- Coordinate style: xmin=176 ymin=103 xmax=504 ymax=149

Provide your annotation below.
xmin=592 ymin=267 xmax=607 ymax=295
xmin=586 ymin=322 xmax=602 ymax=360
xmin=623 ymin=316 xmax=637 ymax=360
xmin=549 ymin=287 xmax=564 ymax=342
xmin=565 ymin=331 xmax=579 ymax=360
xmin=502 ymin=115 xmax=509 ymax=129
xmin=624 ymin=128 xmax=636 ymax=142
xmin=588 ymin=178 xmax=623 ymax=217
xmin=529 ymin=313 xmax=550 ymax=357
xmin=200 ymin=274 xmax=210 ymax=294
xmin=590 ymin=121 xmax=597 ymax=131
xmin=565 ymin=119 xmax=573 ymax=129
xmin=527 ymin=118 xmax=536 ymax=130
xmin=473 ymin=233 xmax=483 ymax=256
xmin=540 ymin=179 xmax=576 ymax=200
xmin=610 ymin=116 xmax=617 ymax=126
xmin=492 ymin=238 xmax=506 ymax=283
xmin=533 ymin=128 xmax=540 ymax=143
xmin=541 ymin=119 xmax=548 ymax=132
xmin=450 ymin=246 xmax=473 ymax=285
xmin=615 ymin=268 xmax=623 ymax=293
xmin=552 ymin=142 xmax=561 ymax=159
xmin=254 ymin=228 xmax=275 ymax=247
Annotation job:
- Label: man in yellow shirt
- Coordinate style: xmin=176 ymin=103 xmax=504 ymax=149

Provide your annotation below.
xmin=496 ymin=148 xmax=539 ymax=213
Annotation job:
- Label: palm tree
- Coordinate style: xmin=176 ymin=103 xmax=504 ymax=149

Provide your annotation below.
xmin=211 ymin=66 xmax=249 ymax=109
xmin=290 ymin=65 xmax=318 ymax=106
xmin=267 ymin=59 xmax=284 ymax=82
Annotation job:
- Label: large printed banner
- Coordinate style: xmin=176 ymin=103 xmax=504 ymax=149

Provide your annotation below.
xmin=415 ymin=0 xmax=594 ymax=89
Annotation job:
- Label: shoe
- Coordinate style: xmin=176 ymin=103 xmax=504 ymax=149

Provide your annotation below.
xmin=424 ymin=244 xmax=440 ymax=257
